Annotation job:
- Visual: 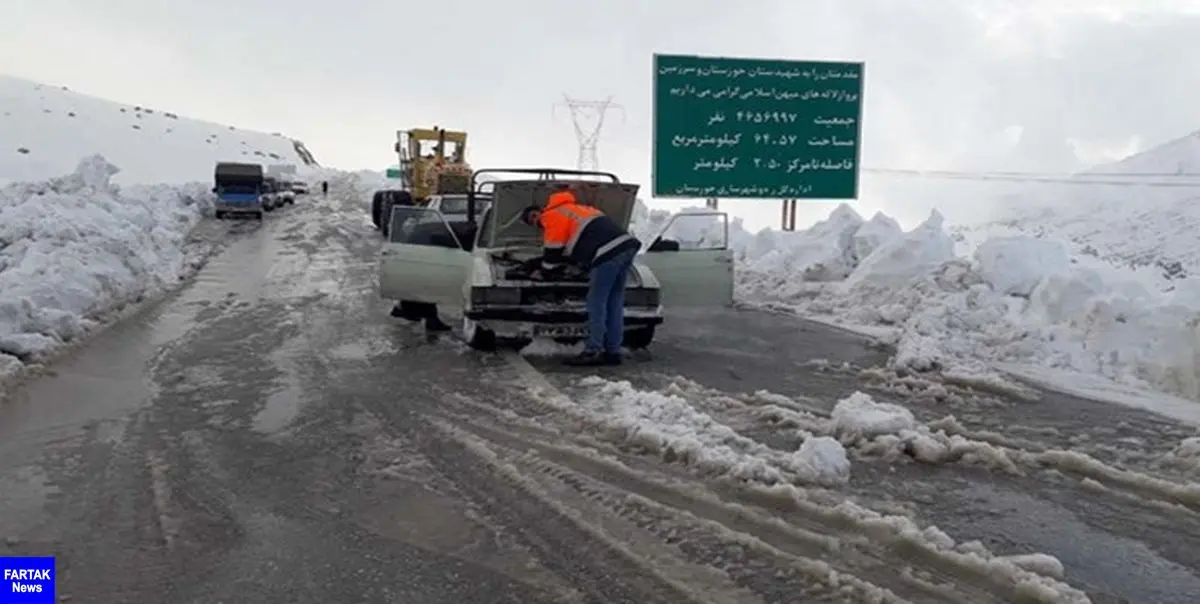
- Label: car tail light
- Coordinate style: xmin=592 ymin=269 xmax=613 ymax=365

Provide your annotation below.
xmin=624 ymin=288 xmax=660 ymax=307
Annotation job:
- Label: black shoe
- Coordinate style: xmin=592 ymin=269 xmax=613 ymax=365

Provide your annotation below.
xmin=603 ymin=352 xmax=622 ymax=366
xmin=425 ymin=316 xmax=452 ymax=332
xmin=564 ymin=351 xmax=607 ymax=366
xmin=391 ymin=303 xmax=423 ymax=321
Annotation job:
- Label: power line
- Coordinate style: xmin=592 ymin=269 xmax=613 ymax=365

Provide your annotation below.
xmin=553 ymin=95 xmax=625 ymax=170
xmin=863 ymin=167 xmax=1200 ymax=187
xmin=872 ymin=168 xmax=1200 ymax=178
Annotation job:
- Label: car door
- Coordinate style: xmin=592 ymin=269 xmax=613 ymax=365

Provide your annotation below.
xmin=379 ymin=206 xmax=472 ymax=312
xmin=638 ymin=210 xmax=734 ymax=307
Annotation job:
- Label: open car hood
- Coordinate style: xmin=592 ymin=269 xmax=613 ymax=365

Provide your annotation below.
xmin=480 ymin=179 xmax=640 ymax=249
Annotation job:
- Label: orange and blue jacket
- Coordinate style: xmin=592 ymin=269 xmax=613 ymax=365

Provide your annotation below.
xmin=540 ymin=190 xmax=640 ymax=269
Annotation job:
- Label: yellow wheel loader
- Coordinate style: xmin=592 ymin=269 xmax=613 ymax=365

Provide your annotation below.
xmin=392 ymin=126 xmax=472 ymax=204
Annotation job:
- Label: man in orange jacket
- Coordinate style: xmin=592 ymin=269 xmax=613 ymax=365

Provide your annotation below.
xmin=521 ymin=187 xmax=641 ymax=366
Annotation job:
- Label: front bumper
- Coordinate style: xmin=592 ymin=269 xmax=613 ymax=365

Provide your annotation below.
xmin=215 ymin=202 xmax=263 ymax=214
xmin=465 ymin=306 xmax=663 ymax=338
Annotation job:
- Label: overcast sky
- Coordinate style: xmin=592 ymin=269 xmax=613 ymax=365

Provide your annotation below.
xmin=4 ymin=0 xmax=1200 ymax=229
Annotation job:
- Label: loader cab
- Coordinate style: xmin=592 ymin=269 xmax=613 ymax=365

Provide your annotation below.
xmin=399 ymin=128 xmax=468 ymax=163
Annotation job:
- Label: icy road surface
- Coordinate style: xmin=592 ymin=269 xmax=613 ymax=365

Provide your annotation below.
xmin=0 ymin=191 xmax=1197 ymax=603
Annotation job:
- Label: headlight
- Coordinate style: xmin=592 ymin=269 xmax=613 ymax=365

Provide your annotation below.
xmin=624 ymin=288 xmax=660 ymax=307
xmin=471 ymin=287 xmax=521 ymax=306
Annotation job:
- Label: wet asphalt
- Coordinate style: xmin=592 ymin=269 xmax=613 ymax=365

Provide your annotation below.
xmin=0 ymin=187 xmax=1197 ymax=603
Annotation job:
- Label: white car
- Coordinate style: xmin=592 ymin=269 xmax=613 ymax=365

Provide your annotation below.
xmin=260 ymin=178 xmax=287 ymax=211
xmin=424 ymin=193 xmax=492 ymax=223
xmin=378 ymin=169 xmax=734 ymax=350
xmin=260 ymin=191 xmax=279 ymax=211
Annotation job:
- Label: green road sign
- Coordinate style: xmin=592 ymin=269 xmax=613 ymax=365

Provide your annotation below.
xmin=652 ymin=54 xmax=864 ymax=200
xmin=385 ymin=167 xmax=403 ymax=179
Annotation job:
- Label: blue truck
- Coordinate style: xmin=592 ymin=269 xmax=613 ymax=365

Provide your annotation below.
xmin=212 ymin=162 xmax=265 ymax=220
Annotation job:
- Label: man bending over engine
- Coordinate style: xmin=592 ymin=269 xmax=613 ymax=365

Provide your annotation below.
xmin=521 ymin=187 xmax=640 ymax=366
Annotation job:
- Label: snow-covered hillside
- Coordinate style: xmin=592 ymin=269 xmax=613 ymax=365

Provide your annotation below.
xmin=954 ymin=130 xmax=1200 ymax=281
xmin=0 ymin=75 xmax=319 ymax=184
xmin=0 ymin=75 xmax=332 ymax=386
xmin=633 ymin=131 xmax=1200 ymax=410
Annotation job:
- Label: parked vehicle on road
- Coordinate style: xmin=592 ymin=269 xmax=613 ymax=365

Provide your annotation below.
xmin=377 ymin=167 xmax=734 ymax=350
xmin=212 ymin=162 xmax=265 ymax=220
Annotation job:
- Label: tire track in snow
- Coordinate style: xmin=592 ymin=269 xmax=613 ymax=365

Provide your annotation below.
xmin=404 ymin=418 xmax=708 ymax=604
xmin=574 ymin=371 xmax=1198 ymax=603
xmin=851 ymin=365 xmax=1199 ymax=481
xmin=625 ymin=372 xmax=1200 ymax=516
xmin=435 ymin=410 xmax=995 ymax=603
xmin=444 ymin=354 xmax=1087 ymax=602
xmin=434 ymin=421 xmax=769 ymax=604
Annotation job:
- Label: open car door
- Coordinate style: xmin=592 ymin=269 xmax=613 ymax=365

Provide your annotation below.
xmin=379 ymin=206 xmax=472 ymax=312
xmin=639 ymin=211 xmax=734 ymax=307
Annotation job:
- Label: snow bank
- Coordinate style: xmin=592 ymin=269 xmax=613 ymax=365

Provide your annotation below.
xmin=573 ymin=376 xmax=851 ymax=487
xmin=631 ymin=196 xmax=1200 ymax=403
xmin=0 ymin=155 xmax=212 ymax=378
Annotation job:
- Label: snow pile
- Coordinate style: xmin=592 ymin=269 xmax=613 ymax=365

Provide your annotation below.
xmin=631 ymin=183 xmax=1200 ymax=401
xmin=828 ymin=391 xmax=918 ymax=439
xmin=1164 ymin=436 xmax=1200 ymax=476
xmin=0 ymin=155 xmax=213 ymax=379
xmin=0 ymin=75 xmax=318 ymax=184
xmin=573 ymin=376 xmax=851 ymax=487
xmin=746 ymin=206 xmax=1200 ymax=401
xmin=824 ymin=392 xmax=1017 ymax=471
xmin=325 ymin=168 xmax=389 ymax=207
xmin=843 ymin=210 xmax=952 ymax=289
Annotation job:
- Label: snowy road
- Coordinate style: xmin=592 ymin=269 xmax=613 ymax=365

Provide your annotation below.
xmin=0 ymin=189 xmax=1196 ymax=603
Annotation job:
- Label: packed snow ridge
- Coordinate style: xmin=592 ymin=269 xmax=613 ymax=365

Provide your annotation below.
xmin=633 ymin=167 xmax=1200 ymax=405
xmin=0 ymin=155 xmax=220 ymax=381
xmin=0 ymin=75 xmax=319 ymax=185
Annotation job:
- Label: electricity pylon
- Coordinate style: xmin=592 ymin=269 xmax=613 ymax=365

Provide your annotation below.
xmin=553 ymin=95 xmax=624 ymax=170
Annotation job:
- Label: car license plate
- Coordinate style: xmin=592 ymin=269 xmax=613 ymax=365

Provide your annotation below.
xmin=535 ymin=325 xmax=588 ymax=338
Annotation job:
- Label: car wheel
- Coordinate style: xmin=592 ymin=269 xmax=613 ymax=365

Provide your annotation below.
xmin=463 ymin=317 xmax=497 ymax=352
xmin=214 ymin=210 xmax=225 ymax=219
xmin=254 ymin=211 xmax=264 ymax=221
xmin=623 ymin=326 xmax=655 ymax=350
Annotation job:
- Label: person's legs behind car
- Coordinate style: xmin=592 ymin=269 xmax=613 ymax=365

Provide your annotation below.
xmin=601 ymin=249 xmax=637 ymax=364
xmin=569 ymin=253 xmax=626 ymax=366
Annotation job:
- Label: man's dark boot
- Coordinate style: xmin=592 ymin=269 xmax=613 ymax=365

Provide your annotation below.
xmin=391 ymin=302 xmax=422 ymax=322
xmin=425 ymin=315 xmax=452 ymax=332
xmin=564 ymin=350 xmax=606 ymax=366
xmin=603 ymin=352 xmax=622 ymax=366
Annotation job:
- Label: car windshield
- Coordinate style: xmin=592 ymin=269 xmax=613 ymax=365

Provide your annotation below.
xmin=439 ymin=196 xmax=490 ymax=215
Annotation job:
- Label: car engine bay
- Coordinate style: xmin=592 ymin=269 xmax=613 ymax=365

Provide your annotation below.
xmin=492 ymin=251 xmax=589 ymax=282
